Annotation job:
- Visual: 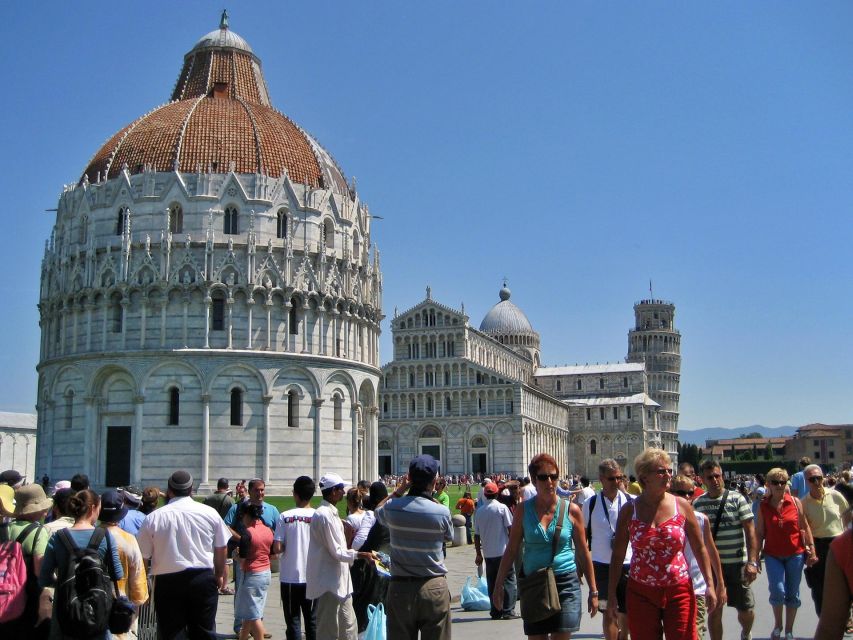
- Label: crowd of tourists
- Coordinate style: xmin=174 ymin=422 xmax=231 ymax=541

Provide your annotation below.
xmin=1 ymin=452 xmax=853 ymax=640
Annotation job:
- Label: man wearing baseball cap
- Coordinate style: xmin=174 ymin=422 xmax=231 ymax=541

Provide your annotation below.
xmin=375 ymin=454 xmax=454 ymax=640
xmin=306 ymin=472 xmax=376 ymax=639
xmin=137 ymin=470 xmax=231 ymax=638
xmin=474 ymin=481 xmax=517 ymax=620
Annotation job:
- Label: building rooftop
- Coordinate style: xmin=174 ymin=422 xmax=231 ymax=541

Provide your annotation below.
xmin=537 ymin=362 xmax=644 ymax=376
xmin=563 ymin=393 xmax=659 ymax=407
xmin=0 ymin=412 xmax=37 ymax=430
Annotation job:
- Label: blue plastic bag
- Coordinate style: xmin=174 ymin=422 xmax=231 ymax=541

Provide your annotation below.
xmin=461 ymin=575 xmax=491 ymax=611
xmin=364 ymin=602 xmax=387 ymax=640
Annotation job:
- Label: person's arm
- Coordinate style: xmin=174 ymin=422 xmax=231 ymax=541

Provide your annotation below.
xmin=604 ymin=503 xmax=632 ymax=626
xmin=838 ymin=493 xmax=852 ymax=529
xmin=814 ymin=547 xmax=851 ymax=640
xmin=351 ymin=510 xmax=375 ymax=551
xmin=682 ymin=498 xmax=717 ymax=614
xmin=316 ymin=510 xmax=373 ymax=564
xmin=213 ymin=546 xmax=227 ymax=589
xmin=492 ymin=500 xmax=525 ymax=611
xmin=570 ymin=503 xmax=598 ymax=616
xmin=700 ymin=513 xmax=726 ymax=606
xmin=754 ymin=501 xmax=765 ymax=555
xmin=739 ymin=494 xmax=759 ymax=582
xmin=794 ymin=497 xmax=818 ymax=567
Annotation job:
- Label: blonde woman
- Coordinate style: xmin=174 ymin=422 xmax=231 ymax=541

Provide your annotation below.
xmin=607 ymin=449 xmax=717 ymax=640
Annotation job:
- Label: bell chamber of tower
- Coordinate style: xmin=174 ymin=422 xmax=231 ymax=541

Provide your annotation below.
xmin=36 ymin=15 xmax=383 ymax=492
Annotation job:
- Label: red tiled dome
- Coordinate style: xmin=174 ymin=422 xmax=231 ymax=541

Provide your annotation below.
xmin=81 ymin=20 xmax=348 ymax=195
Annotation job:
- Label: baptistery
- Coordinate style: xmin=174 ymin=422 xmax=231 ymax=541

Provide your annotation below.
xmin=36 ymin=14 xmax=382 ymax=491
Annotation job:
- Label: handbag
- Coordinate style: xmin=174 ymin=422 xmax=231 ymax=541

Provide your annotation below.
xmin=517 ymin=498 xmax=567 ymax=623
xmin=103 ymin=529 xmax=136 ymax=635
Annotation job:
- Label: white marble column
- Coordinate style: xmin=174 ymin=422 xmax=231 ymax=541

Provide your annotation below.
xmin=132 ymin=395 xmax=144 ymax=483
xmin=313 ymin=399 xmax=325 ymax=480
xmin=262 ymin=395 xmax=272 ymax=481
xmin=201 ymin=394 xmax=210 ymax=484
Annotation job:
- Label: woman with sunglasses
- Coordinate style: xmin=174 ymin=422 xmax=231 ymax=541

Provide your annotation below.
xmin=801 ymin=463 xmax=851 ymax=616
xmin=755 ymin=467 xmax=815 ymax=640
xmin=492 ymin=452 xmax=597 ymax=639
xmin=607 ymin=448 xmax=717 ymax=640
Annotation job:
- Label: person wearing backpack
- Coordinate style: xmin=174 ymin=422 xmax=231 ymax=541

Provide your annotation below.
xmin=38 ymin=489 xmax=123 ymax=639
xmin=0 ymin=483 xmax=52 ymax=639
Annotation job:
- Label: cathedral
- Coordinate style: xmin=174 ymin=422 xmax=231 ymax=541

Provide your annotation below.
xmin=35 ymin=15 xmax=382 ymax=492
xmin=378 ymin=286 xmax=680 ymax=477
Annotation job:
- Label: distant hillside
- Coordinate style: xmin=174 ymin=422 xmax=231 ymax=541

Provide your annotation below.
xmin=678 ymin=425 xmax=798 ymax=446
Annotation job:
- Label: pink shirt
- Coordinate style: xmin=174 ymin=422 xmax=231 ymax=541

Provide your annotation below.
xmin=242 ymin=519 xmax=274 ymax=573
xmin=628 ymin=499 xmax=690 ymax=587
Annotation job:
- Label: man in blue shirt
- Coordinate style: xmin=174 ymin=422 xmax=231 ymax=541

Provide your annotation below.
xmin=790 ymin=457 xmax=810 ymax=498
xmin=376 ymin=455 xmax=453 ymax=640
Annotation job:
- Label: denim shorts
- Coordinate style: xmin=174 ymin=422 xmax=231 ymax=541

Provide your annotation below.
xmin=522 ymin=571 xmax=581 ymax=635
xmin=235 ymin=569 xmax=271 ymax=621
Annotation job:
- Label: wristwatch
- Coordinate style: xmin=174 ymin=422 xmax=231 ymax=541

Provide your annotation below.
xmin=589 ymin=591 xmax=599 ymax=597
xmin=747 ymin=561 xmax=759 ymax=568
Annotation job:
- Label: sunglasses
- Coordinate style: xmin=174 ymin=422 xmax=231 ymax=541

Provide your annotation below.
xmin=653 ymin=468 xmax=673 ymax=476
xmin=671 ymin=490 xmax=692 ymax=498
xmin=604 ymin=476 xmax=621 ymax=482
xmin=536 ymin=473 xmax=559 ymax=482
xmin=770 ymin=480 xmax=787 ymax=486
xmin=808 ymin=476 xmax=824 ymax=483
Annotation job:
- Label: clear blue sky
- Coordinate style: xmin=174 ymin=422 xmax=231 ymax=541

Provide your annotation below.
xmin=2 ymin=2 xmax=851 ymax=429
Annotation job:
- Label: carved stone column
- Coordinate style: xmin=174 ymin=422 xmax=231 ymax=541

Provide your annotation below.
xmin=201 ymin=394 xmax=210 ymax=484
xmin=262 ymin=395 xmax=272 ymax=482
xmin=313 ymin=398 xmax=325 ymax=481
xmin=132 ymin=395 xmax=144 ymax=483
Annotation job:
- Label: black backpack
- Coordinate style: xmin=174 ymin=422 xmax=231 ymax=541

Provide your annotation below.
xmin=55 ymin=528 xmax=114 ymax=638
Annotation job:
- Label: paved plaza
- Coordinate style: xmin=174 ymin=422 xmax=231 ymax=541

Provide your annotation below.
xmin=213 ymin=542 xmax=833 ymax=640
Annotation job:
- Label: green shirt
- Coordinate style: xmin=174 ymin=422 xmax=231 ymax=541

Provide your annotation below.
xmin=694 ymin=490 xmax=753 ymax=565
xmin=0 ymin=519 xmax=48 ymax=558
xmin=435 ymin=491 xmax=450 ymax=508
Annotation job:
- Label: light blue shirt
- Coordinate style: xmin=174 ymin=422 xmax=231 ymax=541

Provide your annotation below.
xmin=522 ymin=497 xmax=576 ymax=575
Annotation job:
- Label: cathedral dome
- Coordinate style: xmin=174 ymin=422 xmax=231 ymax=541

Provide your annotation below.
xmin=479 ymin=286 xmax=536 ymax=335
xmin=80 ymin=14 xmax=349 ymax=195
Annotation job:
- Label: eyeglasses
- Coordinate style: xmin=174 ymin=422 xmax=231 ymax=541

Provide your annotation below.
xmin=671 ymin=490 xmax=692 ymax=498
xmin=536 ymin=473 xmax=559 ymax=482
xmin=770 ymin=480 xmax=787 ymax=486
xmin=653 ymin=468 xmax=673 ymax=476
xmin=808 ymin=476 xmax=824 ymax=483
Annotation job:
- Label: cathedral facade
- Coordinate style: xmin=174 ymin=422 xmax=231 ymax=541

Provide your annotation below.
xmin=36 ymin=16 xmax=382 ymax=492
xmin=379 ymin=288 xmax=680 ymax=477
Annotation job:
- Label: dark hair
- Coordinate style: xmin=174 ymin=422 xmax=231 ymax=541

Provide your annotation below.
xmin=833 ymin=481 xmax=853 ymax=506
xmin=239 ymin=502 xmax=263 ymax=520
xmin=68 ymin=489 xmax=100 ymax=520
xmin=699 ymin=459 xmax=721 ymax=474
xmin=463 ymin=491 xmax=472 ymax=499
xmin=528 ymin=453 xmax=559 ymax=478
xmin=248 ymin=478 xmax=265 ymax=491
xmin=293 ymin=476 xmax=316 ymax=502
xmin=580 ymin=476 xmax=590 ymax=487
xmin=364 ymin=481 xmax=388 ymax=510
xmin=52 ymin=488 xmax=74 ymax=517
xmin=357 ymin=480 xmax=371 ymax=491
xmin=217 ymin=477 xmax=229 ymax=490
xmin=70 ymin=474 xmax=90 ymax=492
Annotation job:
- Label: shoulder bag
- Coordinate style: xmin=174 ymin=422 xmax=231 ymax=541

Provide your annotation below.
xmin=518 ymin=498 xmax=567 ymax=623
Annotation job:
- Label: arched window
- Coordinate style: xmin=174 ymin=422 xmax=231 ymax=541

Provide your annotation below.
xmin=211 ymin=293 xmax=225 ymax=331
xmin=599 ymin=378 xmax=605 ymax=390
xmin=116 ymin=207 xmax=127 ymax=236
xmin=288 ymin=300 xmax=298 ymax=334
xmin=169 ymin=203 xmax=183 ymax=234
xmin=590 ymin=439 xmax=597 ymax=455
xmin=64 ymin=390 xmax=74 ymax=429
xmin=556 ymin=380 xmax=562 ymax=391
xmin=78 ymin=217 xmax=87 ymax=244
xmin=323 ymin=218 xmax=335 ymax=248
xmin=378 ymin=440 xmax=391 ymax=451
xmin=576 ymin=379 xmax=582 ymax=390
xmin=111 ymin=299 xmax=123 ymax=333
xmin=445 ymin=396 xmax=451 ymax=411
xmin=224 ymin=206 xmax=239 ymax=235
xmin=276 ymin=209 xmax=288 ymax=239
xmin=421 ymin=426 xmax=441 ymax=438
xmin=287 ymin=390 xmax=298 ymax=427
xmin=333 ymin=394 xmax=343 ymax=430
xmin=168 ymin=387 xmax=180 ymax=425
xmin=471 ymin=435 xmax=487 ymax=448
xmin=230 ymin=388 xmax=243 ymax=426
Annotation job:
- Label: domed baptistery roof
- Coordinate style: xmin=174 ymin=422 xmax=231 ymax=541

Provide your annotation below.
xmin=479 ymin=284 xmax=540 ymax=364
xmin=37 ymin=13 xmax=382 ymax=494
xmin=82 ymin=12 xmax=348 ymax=195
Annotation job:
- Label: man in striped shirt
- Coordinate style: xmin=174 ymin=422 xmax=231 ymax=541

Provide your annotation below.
xmin=694 ymin=460 xmax=759 ymax=640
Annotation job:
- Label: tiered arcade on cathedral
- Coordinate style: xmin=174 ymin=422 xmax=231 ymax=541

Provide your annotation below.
xmin=378 ymin=288 xmax=681 ymax=477
xmin=36 ymin=15 xmax=382 ymax=492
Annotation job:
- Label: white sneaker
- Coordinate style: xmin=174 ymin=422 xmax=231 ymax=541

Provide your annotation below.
xmin=784 ymin=633 xmax=794 ymax=640
xmin=770 ymin=630 xmax=782 ymax=640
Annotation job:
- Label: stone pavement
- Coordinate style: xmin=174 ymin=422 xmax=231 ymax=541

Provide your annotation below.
xmin=214 ymin=543 xmax=831 ymax=639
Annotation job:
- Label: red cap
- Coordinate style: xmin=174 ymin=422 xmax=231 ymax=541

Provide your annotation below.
xmin=483 ymin=482 xmax=499 ymax=496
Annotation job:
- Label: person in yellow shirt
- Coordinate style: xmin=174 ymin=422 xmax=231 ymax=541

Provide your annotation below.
xmin=800 ymin=464 xmax=850 ymax=616
xmin=99 ymin=489 xmax=149 ymax=639
xmin=627 ymin=475 xmax=642 ymax=496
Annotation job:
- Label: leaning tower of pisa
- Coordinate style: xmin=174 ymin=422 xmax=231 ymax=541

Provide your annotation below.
xmin=626 ymin=299 xmax=681 ymax=459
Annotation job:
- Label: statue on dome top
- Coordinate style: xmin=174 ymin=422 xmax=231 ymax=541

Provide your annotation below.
xmin=220 ymin=10 xmax=229 ymax=30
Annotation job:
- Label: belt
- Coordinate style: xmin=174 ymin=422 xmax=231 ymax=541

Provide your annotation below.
xmin=390 ymin=575 xmax=446 ymax=582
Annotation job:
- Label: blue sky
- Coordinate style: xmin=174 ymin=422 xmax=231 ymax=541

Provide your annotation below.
xmin=2 ymin=2 xmax=851 ymax=429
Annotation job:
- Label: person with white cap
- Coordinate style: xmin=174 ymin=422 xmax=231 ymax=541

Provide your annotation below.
xmin=137 ymin=470 xmax=231 ymax=639
xmin=306 ymin=472 xmax=377 ymax=640
xmin=117 ymin=486 xmax=146 ymax=536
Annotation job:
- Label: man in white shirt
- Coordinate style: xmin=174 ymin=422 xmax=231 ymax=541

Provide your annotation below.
xmin=582 ymin=459 xmax=632 ymax=640
xmin=137 ymin=470 xmax=231 ymax=639
xmin=273 ymin=476 xmax=317 ymax=640
xmin=520 ymin=476 xmax=537 ymax=500
xmin=474 ymin=481 xmax=516 ymax=620
xmin=576 ymin=476 xmax=596 ymax=506
xmin=306 ymin=472 xmax=376 ymax=640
